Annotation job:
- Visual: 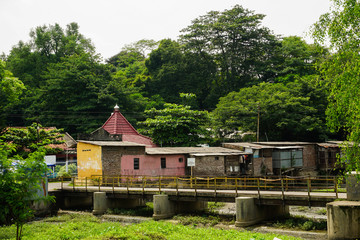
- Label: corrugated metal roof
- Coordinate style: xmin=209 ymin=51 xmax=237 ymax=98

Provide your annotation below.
xmin=318 ymin=142 xmax=341 ymax=148
xmin=257 ymin=141 xmax=314 ymax=145
xmin=78 ymin=140 xmax=145 ymax=147
xmin=146 ymin=147 xmax=244 ymax=155
xmin=222 ymin=142 xmax=274 ymax=149
xmin=274 ymin=146 xmax=304 ymax=150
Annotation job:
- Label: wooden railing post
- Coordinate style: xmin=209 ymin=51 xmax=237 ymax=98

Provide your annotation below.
xmin=159 ymin=176 xmax=162 ymax=193
xmin=61 ymin=177 xmax=63 ymax=190
xmin=214 ymin=178 xmax=217 ymax=198
xmin=142 ymin=176 xmax=145 ymax=195
xmin=85 ymin=177 xmax=88 ymax=193
xmin=235 ymin=178 xmax=238 ymax=197
xmin=194 ymin=177 xmax=197 ymax=197
xmin=112 ymin=177 xmax=115 ymax=194
xmin=257 ymin=178 xmax=260 ymax=199
xmin=334 ymin=177 xmax=338 ymax=198
xmin=72 ymin=177 xmax=75 ymax=192
xmin=126 ymin=177 xmax=129 ymax=194
xmin=176 ymin=177 xmax=179 ymax=196
xmin=98 ymin=177 xmax=101 ymax=192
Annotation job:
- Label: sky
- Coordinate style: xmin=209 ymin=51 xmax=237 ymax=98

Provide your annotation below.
xmin=0 ymin=0 xmax=332 ymax=60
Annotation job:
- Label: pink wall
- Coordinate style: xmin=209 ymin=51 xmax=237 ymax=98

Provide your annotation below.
xmin=121 ymin=154 xmax=186 ymax=176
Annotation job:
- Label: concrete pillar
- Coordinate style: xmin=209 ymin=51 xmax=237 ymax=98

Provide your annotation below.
xmin=235 ymin=197 xmax=288 ymax=227
xmin=327 ymin=201 xmax=360 ymax=240
xmin=346 ymin=172 xmax=360 ymax=200
xmin=153 ymin=195 xmax=175 ymax=220
xmin=93 ymin=192 xmax=107 ymax=215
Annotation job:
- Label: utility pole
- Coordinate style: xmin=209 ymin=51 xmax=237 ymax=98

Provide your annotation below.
xmin=257 ymin=104 xmax=260 ymax=142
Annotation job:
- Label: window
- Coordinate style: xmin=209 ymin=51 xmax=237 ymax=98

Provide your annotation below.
xmin=215 ymin=156 xmax=219 ymax=160
xmin=179 ymin=158 xmax=183 ymax=163
xmin=161 ymin=158 xmax=166 ymax=168
xmin=134 ymin=158 xmax=139 ymax=170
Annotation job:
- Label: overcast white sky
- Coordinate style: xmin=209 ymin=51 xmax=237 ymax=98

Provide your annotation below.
xmin=0 ymin=0 xmax=331 ymax=60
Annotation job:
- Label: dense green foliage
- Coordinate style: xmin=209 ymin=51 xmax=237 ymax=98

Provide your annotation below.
xmin=55 ymin=163 xmax=77 ymax=178
xmin=1 ymin=4 xmax=342 ymax=144
xmin=0 ymin=213 xmax=303 ymax=240
xmin=1 ymin=123 xmax=64 ymax=158
xmin=139 ymin=102 xmax=210 ymax=146
xmin=312 ymin=0 xmax=360 ymax=174
xmin=0 ymin=61 xmax=25 ymax=129
xmin=0 ymin=143 xmax=54 ymax=240
xmin=212 ymin=76 xmax=330 ymax=141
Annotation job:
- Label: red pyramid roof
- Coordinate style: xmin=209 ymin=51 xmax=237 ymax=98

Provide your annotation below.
xmin=102 ymin=106 xmax=139 ymax=135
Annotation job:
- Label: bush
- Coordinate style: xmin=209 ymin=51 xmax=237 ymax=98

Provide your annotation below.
xmin=56 ymin=163 xmax=77 ymax=177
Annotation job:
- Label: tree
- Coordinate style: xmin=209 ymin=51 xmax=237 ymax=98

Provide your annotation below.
xmin=138 ymin=98 xmax=210 ymax=146
xmin=274 ymin=36 xmax=329 ymax=83
xmin=4 ymin=23 xmax=96 ymax=128
xmin=212 ymin=77 xmax=329 ymax=142
xmin=6 ymin=23 xmax=94 ymax=89
xmin=0 ymin=60 xmax=25 ymax=129
xmin=180 ymin=5 xmax=280 ymax=100
xmin=31 ymin=53 xmax=113 ymax=135
xmin=145 ymin=39 xmax=217 ymax=109
xmin=0 ymin=143 xmax=54 ymax=240
xmin=311 ymin=0 xmax=360 ymax=176
xmin=0 ymin=123 xmax=64 ymax=158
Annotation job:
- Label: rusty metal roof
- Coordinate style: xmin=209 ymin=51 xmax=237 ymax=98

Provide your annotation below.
xmin=146 ymin=147 xmax=244 ymax=155
xmin=78 ymin=140 xmax=145 ymax=147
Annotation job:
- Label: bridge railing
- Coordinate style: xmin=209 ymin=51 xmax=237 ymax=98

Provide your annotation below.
xmin=60 ymin=175 xmax=343 ymax=198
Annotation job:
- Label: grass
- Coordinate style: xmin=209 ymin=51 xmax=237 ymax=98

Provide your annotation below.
xmin=0 ymin=213 xmax=303 ymax=240
xmin=173 ymin=213 xmax=235 ymax=227
xmin=207 ymin=202 xmax=225 ymax=213
xmin=271 ymin=215 xmax=327 ymax=231
xmin=316 ymin=209 xmax=327 ymax=215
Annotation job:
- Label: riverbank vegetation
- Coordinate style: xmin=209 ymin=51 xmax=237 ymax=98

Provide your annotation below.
xmin=0 ymin=213 xmax=303 ymax=240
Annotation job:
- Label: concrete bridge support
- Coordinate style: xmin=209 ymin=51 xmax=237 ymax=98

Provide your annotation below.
xmin=152 ymin=195 xmax=207 ymax=220
xmin=235 ymin=197 xmax=289 ymax=227
xmin=327 ymin=201 xmax=360 ymax=240
xmin=92 ymin=192 xmax=145 ymax=215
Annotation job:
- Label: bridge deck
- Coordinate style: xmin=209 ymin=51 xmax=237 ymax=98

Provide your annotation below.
xmin=50 ymin=182 xmax=346 ymax=207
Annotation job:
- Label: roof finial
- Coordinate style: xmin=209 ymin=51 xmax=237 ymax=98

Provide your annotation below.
xmin=114 ymin=104 xmax=120 ymax=112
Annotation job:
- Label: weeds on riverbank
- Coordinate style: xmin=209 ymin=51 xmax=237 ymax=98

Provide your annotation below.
xmin=0 ymin=214 xmax=303 ymax=240
xmin=272 ymin=215 xmax=327 ymax=231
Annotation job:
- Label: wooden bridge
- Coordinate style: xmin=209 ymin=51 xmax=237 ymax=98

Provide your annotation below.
xmin=50 ymin=175 xmax=346 ymax=207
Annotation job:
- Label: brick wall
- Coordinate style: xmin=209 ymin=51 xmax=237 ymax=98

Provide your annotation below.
xmin=253 ymin=157 xmax=273 ymax=176
xmin=102 ymin=146 xmax=145 ymax=176
xmin=193 ymin=156 xmax=225 ymax=176
xmin=302 ymin=145 xmax=317 ymax=170
xmin=225 ymin=155 xmax=241 ymax=176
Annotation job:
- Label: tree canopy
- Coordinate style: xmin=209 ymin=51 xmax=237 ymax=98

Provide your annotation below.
xmin=139 ymin=100 xmax=210 ymax=147
xmin=212 ymin=77 xmax=329 ymax=142
xmin=0 ymin=4 xmax=340 ymax=144
xmin=312 ymin=0 xmax=360 ymax=175
xmin=0 ymin=61 xmax=25 ymax=129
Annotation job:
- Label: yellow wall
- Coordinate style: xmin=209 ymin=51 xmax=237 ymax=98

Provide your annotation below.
xmin=77 ymin=142 xmax=102 ymax=178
